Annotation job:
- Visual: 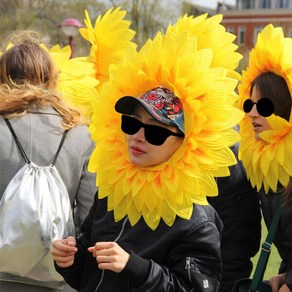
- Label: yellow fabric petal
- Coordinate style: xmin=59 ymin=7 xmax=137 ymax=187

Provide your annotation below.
xmin=88 ymin=11 xmax=243 ymax=229
xmin=238 ymin=24 xmax=292 ymax=193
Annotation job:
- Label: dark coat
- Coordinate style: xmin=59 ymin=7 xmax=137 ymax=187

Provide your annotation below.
xmin=208 ymin=145 xmax=261 ymax=292
xmin=56 ymin=196 xmax=223 ymax=292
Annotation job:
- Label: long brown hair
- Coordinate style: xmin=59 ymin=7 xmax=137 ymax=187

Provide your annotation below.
xmin=250 ymin=72 xmax=291 ymax=121
xmin=251 ymin=72 xmax=292 ymax=204
xmin=0 ymin=30 xmax=82 ymax=129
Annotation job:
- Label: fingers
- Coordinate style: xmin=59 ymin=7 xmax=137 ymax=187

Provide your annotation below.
xmin=51 ymin=237 xmax=77 ymax=268
xmin=269 ymin=274 xmax=286 ymax=292
xmin=66 ymin=236 xmax=77 ymax=247
xmin=54 ymin=254 xmax=76 ymax=268
xmin=88 ymin=242 xmax=116 ymax=257
xmin=88 ymin=242 xmax=130 ymax=273
xmin=279 ymin=284 xmax=290 ymax=292
xmin=52 ymin=238 xmax=76 ymax=254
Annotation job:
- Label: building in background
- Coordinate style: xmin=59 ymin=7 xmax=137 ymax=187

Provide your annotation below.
xmin=182 ymin=2 xmax=218 ymax=16
xmin=237 ymin=0 xmax=292 ymax=9
xmin=183 ymin=0 xmax=292 ymax=69
xmin=223 ymin=0 xmax=292 ymax=68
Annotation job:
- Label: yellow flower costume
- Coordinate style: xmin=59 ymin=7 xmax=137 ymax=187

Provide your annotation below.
xmin=167 ymin=13 xmax=242 ymax=80
xmin=80 ymin=8 xmax=137 ymax=86
xmin=88 ymin=11 xmax=244 ymax=230
xmin=238 ymin=24 xmax=292 ymax=193
xmin=2 ymin=9 xmax=136 ymax=122
xmin=42 ymin=8 xmax=136 ymax=121
xmin=48 ymin=45 xmax=99 ymax=121
xmin=77 ymin=8 xmax=137 ymax=120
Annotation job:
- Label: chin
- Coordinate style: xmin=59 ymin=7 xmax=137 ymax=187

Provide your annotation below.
xmin=129 ymin=158 xmax=146 ymax=167
xmin=254 ymin=133 xmax=262 ymax=141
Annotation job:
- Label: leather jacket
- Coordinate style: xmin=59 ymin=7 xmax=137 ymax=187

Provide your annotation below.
xmin=56 ymin=195 xmax=223 ymax=291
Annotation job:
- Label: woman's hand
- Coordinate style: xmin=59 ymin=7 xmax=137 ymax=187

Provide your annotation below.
xmin=269 ymin=273 xmax=291 ymax=292
xmin=88 ymin=241 xmax=130 ymax=273
xmin=279 ymin=284 xmax=291 ymax=292
xmin=51 ymin=236 xmax=77 ymax=268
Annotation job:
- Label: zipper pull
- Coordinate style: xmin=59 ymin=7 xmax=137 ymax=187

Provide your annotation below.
xmin=185 ymin=256 xmax=191 ymax=270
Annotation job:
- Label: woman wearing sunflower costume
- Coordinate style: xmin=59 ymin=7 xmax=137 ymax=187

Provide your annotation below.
xmin=238 ymin=24 xmax=292 ymax=292
xmin=51 ymin=9 xmax=245 ymax=291
xmin=162 ymin=12 xmax=261 ymax=292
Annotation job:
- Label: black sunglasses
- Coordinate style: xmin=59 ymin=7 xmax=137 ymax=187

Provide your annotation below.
xmin=121 ymin=115 xmax=184 ymax=146
xmin=243 ymin=97 xmax=274 ymax=117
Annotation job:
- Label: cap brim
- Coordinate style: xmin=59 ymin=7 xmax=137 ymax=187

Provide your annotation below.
xmin=115 ymin=95 xmax=180 ymax=130
xmin=115 ymin=96 xmax=141 ymax=115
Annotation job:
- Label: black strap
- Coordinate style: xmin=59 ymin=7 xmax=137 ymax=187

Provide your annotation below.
xmin=5 ymin=119 xmax=30 ymax=163
xmin=4 ymin=118 xmax=68 ymax=166
xmin=50 ymin=130 xmax=68 ymax=165
xmin=250 ymin=199 xmax=283 ymax=291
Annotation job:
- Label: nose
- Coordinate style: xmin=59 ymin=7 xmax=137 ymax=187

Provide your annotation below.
xmin=132 ymin=127 xmax=146 ymax=143
xmin=248 ymin=103 xmax=259 ymax=117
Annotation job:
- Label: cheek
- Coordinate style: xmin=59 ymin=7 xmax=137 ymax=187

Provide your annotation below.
xmin=125 ymin=135 xmax=133 ymax=153
xmin=163 ymin=137 xmax=183 ymax=157
xmin=126 ymin=135 xmax=131 ymax=144
xmin=260 ymin=117 xmax=271 ymax=128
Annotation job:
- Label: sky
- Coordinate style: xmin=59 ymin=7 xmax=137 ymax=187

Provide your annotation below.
xmin=188 ymin=0 xmax=237 ymax=9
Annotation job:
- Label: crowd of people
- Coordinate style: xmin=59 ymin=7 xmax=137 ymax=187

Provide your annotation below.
xmin=0 ymin=7 xmax=291 ymax=292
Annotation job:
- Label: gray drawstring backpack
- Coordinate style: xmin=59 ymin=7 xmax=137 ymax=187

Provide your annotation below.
xmin=0 ymin=119 xmax=75 ymax=282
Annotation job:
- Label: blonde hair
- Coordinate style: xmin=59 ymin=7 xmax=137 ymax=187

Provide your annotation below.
xmin=0 ymin=30 xmax=82 ymax=129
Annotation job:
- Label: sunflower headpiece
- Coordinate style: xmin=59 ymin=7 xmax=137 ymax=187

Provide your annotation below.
xmin=87 ymin=10 xmax=244 ymax=230
xmin=238 ymin=24 xmax=292 ymax=193
xmin=46 ymin=7 xmax=137 ymax=121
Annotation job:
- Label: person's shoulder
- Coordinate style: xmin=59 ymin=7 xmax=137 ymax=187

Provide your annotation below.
xmin=172 ymin=204 xmax=221 ymax=231
xmin=68 ymin=124 xmax=92 ymax=141
xmin=0 ymin=118 xmax=11 ymax=139
xmin=188 ymin=204 xmax=222 ymax=229
xmin=192 ymin=204 xmax=217 ymax=220
xmin=65 ymin=124 xmax=94 ymax=153
xmin=0 ymin=118 xmax=7 ymax=126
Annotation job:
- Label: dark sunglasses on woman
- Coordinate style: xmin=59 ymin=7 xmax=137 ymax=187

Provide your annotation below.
xmin=243 ymin=97 xmax=274 ymax=117
xmin=121 ymin=115 xmax=184 ymax=146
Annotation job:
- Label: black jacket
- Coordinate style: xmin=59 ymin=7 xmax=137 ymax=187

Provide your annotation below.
xmin=208 ymin=145 xmax=261 ymax=292
xmin=56 ymin=196 xmax=223 ymax=292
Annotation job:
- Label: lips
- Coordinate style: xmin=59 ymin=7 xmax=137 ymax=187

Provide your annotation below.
xmin=130 ymin=145 xmax=146 ymax=154
xmin=251 ymin=121 xmax=264 ymax=133
xmin=252 ymin=122 xmax=261 ymax=128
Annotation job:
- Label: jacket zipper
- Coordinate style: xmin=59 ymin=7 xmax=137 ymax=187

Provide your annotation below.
xmin=95 ymin=217 xmax=129 ymax=292
xmin=185 ymin=257 xmax=191 ymax=282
